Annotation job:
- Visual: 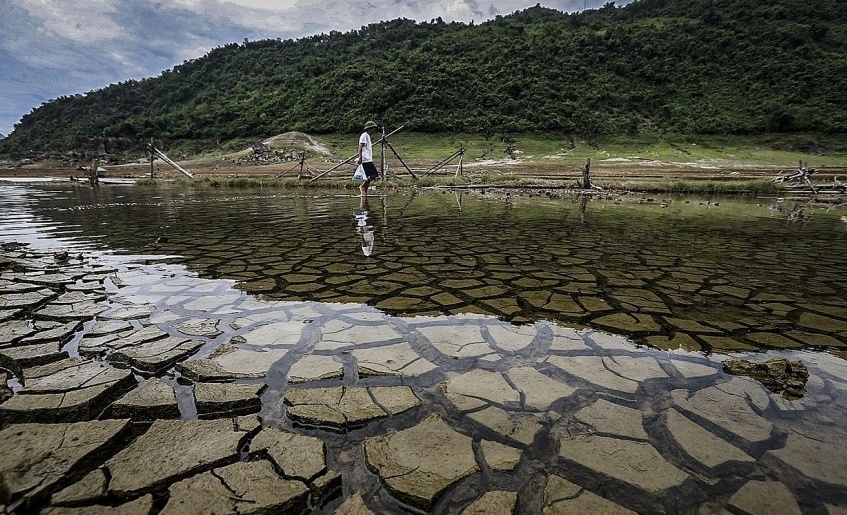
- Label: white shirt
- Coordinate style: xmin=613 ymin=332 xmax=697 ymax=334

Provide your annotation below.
xmin=359 ymin=132 xmax=373 ymax=163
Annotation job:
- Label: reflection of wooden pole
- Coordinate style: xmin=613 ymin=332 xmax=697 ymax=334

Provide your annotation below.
xmin=582 ymin=157 xmax=591 ymax=189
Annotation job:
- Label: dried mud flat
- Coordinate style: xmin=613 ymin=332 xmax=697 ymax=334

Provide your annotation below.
xmin=2 ymin=245 xmax=847 ymax=514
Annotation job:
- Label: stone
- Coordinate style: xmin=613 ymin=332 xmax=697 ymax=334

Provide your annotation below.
xmin=765 ymin=432 xmax=847 ymax=487
xmin=232 ymin=321 xmax=308 ymax=346
xmin=461 ymin=491 xmax=518 ymax=514
xmin=287 ymin=354 xmax=344 ymax=383
xmin=107 ymin=377 xmax=180 ymax=420
xmin=332 ymin=493 xmax=376 ymax=514
xmin=34 ymin=300 xmax=107 ymax=320
xmin=665 ymin=408 xmax=754 ymax=470
xmin=43 ymin=495 xmax=154 ymax=515
xmin=506 ymin=366 xmax=576 ymax=410
xmin=176 ymin=344 xmax=288 ymax=381
xmin=352 ymin=342 xmax=437 ymax=377
xmin=728 ymin=480 xmax=801 ymax=515
xmin=49 ymin=469 xmax=108 ymax=506
xmin=105 ymin=418 xmax=252 ymax=496
xmin=0 ymin=341 xmax=68 ymax=374
xmin=194 ymin=381 xmax=264 ymax=418
xmin=160 ymin=460 xmax=309 ymax=515
xmin=0 ymin=419 xmax=131 ymax=506
xmin=545 ymin=356 xmax=638 ymax=394
xmin=0 ymin=320 xmax=35 ymax=347
xmin=415 ymin=324 xmax=497 ymax=359
xmin=722 ymin=357 xmax=809 ymax=399
xmin=250 ymin=427 xmax=326 ymax=481
xmin=556 ymin=434 xmax=690 ymax=495
xmin=542 ymin=474 xmax=636 ymax=514
xmin=0 ymin=362 xmax=135 ymax=424
xmin=285 ymin=386 xmax=419 ymax=429
xmin=468 ymin=407 xmax=544 ymax=446
xmin=0 ymin=288 xmax=54 ymax=309
xmin=107 ymin=336 xmax=204 ymax=374
xmin=574 ymin=399 xmax=648 ymax=440
xmin=19 ymin=320 xmax=81 ymax=345
xmin=671 ymin=379 xmax=774 ymax=445
xmin=487 ymin=324 xmax=537 ymax=352
xmin=480 ymin=440 xmax=521 ymax=472
xmin=364 ymin=415 xmax=479 ymax=510
xmin=592 ymin=313 xmax=662 ymax=334
xmin=173 ymin=318 xmax=222 ymax=338
xmin=440 ymin=369 xmax=520 ymax=412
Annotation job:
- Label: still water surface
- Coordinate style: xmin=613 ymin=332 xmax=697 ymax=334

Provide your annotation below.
xmin=2 ymin=183 xmax=845 ymax=354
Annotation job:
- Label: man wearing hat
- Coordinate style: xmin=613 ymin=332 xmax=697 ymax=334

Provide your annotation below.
xmin=356 ymin=120 xmax=380 ymax=196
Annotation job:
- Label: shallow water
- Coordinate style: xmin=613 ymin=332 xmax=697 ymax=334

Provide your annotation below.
xmin=2 ymin=183 xmax=847 ymax=514
xmin=3 ymin=184 xmax=846 ymax=354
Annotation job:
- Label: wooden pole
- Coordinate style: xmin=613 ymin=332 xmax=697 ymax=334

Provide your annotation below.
xmin=310 ymin=125 xmax=406 ymax=182
xmin=149 ymin=138 xmax=154 ymax=179
xmin=582 ymin=157 xmax=591 ymax=189
xmin=380 ymin=126 xmax=386 ymax=180
xmin=385 ymin=140 xmax=418 ymax=179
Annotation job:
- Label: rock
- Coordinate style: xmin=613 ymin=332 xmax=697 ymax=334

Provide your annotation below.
xmin=671 ymin=379 xmax=774 ymax=447
xmin=107 ymin=377 xmax=180 ymax=420
xmin=351 ymin=342 xmax=438 ymax=377
xmin=160 ymin=460 xmax=309 ymax=515
xmin=287 ymin=354 xmax=344 ymax=383
xmin=506 ymin=366 xmax=576 ymax=410
xmin=573 ymin=399 xmax=648 ymax=440
xmin=250 ymin=427 xmax=326 ymax=481
xmin=43 ymin=495 xmax=153 ymax=515
xmin=764 ymin=432 xmax=847 ymax=487
xmin=104 ymin=418 xmax=254 ymax=496
xmin=106 ymin=336 xmax=204 ymax=375
xmin=332 ymin=493 xmax=376 ymax=514
xmin=364 ymin=415 xmax=479 ymax=510
xmin=722 ymin=357 xmax=809 ymax=399
xmin=728 ymin=480 xmax=801 ymax=515
xmin=49 ymin=469 xmax=108 ymax=506
xmin=555 ymin=434 xmax=691 ymax=496
xmin=0 ymin=419 xmax=131 ymax=507
xmin=542 ymin=474 xmax=636 ymax=514
xmin=0 ymin=361 xmax=135 ymax=424
xmin=461 ymin=491 xmax=518 ymax=514
xmin=440 ymin=369 xmax=520 ymax=412
xmin=0 ymin=341 xmax=68 ymax=374
xmin=480 ymin=440 xmax=521 ymax=472
xmin=194 ymin=381 xmax=264 ymax=418
xmin=176 ymin=344 xmax=289 ymax=381
xmin=285 ymin=385 xmax=419 ymax=430
xmin=665 ymin=408 xmax=754 ymax=471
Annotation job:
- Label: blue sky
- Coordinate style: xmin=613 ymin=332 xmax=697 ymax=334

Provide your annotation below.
xmin=0 ymin=0 xmax=633 ymax=137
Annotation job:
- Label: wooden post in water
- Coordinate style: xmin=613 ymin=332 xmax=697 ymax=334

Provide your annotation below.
xmin=582 ymin=158 xmax=592 ymax=189
xmin=149 ymin=138 xmax=154 ymax=179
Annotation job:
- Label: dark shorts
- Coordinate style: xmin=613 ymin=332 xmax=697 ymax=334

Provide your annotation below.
xmin=362 ymin=161 xmax=379 ymax=180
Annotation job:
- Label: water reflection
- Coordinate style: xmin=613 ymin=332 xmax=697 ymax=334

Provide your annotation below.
xmin=1 ymin=184 xmax=846 ymax=355
xmin=354 ymin=195 xmax=374 ymax=257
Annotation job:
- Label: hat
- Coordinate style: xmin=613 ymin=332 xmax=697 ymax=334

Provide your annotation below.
xmin=364 ymin=121 xmax=378 ymax=130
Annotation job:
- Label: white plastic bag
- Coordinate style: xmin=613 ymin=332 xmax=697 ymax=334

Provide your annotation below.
xmin=353 ymin=164 xmax=365 ymax=181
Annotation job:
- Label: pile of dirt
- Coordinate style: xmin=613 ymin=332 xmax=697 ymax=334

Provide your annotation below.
xmin=261 ymin=132 xmax=332 ymax=156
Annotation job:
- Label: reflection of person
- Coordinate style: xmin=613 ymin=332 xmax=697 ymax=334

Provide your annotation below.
xmin=356 ymin=121 xmax=380 ymax=196
xmin=355 ymin=196 xmax=374 ymax=256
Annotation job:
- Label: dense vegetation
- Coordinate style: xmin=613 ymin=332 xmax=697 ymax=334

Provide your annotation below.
xmin=3 ymin=0 xmax=846 ymax=154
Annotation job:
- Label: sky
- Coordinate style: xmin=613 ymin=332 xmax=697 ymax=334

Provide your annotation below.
xmin=0 ymin=0 xmax=634 ymax=137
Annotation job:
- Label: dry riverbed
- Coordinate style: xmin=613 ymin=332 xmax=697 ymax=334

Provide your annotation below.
xmin=2 ymin=242 xmax=847 ymax=514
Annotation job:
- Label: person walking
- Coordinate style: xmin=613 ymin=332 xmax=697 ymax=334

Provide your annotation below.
xmin=357 ymin=121 xmax=380 ymax=196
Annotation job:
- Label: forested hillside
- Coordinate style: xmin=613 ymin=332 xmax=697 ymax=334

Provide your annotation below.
xmin=2 ymin=0 xmax=846 ymax=154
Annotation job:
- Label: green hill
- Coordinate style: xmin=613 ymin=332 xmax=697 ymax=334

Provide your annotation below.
xmin=2 ymin=0 xmax=846 ymax=155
